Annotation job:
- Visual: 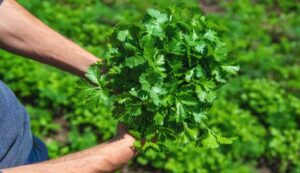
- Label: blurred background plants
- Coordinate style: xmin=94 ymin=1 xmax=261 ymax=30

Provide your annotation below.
xmin=0 ymin=0 xmax=299 ymax=172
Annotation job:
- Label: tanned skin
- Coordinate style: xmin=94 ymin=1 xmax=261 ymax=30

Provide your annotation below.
xmin=0 ymin=0 xmax=136 ymax=172
xmin=0 ymin=0 xmax=98 ymax=77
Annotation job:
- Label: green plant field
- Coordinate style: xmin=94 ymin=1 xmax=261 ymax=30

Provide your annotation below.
xmin=0 ymin=0 xmax=299 ymax=172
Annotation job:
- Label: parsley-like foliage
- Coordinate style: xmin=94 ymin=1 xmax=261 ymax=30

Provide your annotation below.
xmin=85 ymin=7 xmax=238 ymax=150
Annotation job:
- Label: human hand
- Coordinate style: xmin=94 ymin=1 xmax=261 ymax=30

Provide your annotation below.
xmin=97 ymin=123 xmax=136 ymax=171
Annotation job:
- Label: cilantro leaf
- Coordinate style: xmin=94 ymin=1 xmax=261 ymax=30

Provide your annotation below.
xmin=204 ymin=29 xmax=218 ymax=42
xmin=117 ymin=30 xmax=130 ymax=42
xmin=125 ymin=55 xmax=146 ymax=68
xmin=147 ymin=9 xmax=168 ymax=23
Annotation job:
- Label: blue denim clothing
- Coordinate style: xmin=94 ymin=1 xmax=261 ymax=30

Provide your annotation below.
xmin=0 ymin=81 xmax=48 ymax=169
xmin=0 ymin=81 xmax=32 ymax=168
xmin=0 ymin=136 xmax=48 ymax=172
xmin=25 ymin=136 xmax=49 ymax=164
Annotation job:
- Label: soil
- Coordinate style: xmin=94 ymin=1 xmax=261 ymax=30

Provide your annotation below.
xmin=199 ymin=0 xmax=225 ymax=14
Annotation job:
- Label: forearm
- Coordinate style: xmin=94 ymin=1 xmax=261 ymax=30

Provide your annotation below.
xmin=0 ymin=0 xmax=98 ymax=77
xmin=2 ymin=134 xmax=135 ymax=173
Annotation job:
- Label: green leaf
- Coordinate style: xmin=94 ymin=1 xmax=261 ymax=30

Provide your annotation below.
xmin=139 ymin=73 xmax=151 ymax=92
xmin=185 ymin=126 xmax=198 ymax=140
xmin=150 ymin=86 xmax=166 ymax=105
xmin=154 ymin=112 xmax=164 ymax=126
xmin=193 ymin=112 xmax=207 ymax=123
xmin=178 ymin=94 xmax=198 ymax=106
xmin=195 ymin=65 xmax=204 ymax=78
xmin=195 ymin=43 xmax=205 ymax=54
xmin=214 ymin=42 xmax=228 ymax=62
xmin=143 ymin=141 xmax=160 ymax=150
xmin=169 ymin=60 xmax=184 ymax=75
xmin=124 ymin=42 xmax=138 ymax=51
xmin=85 ymin=64 xmax=100 ymax=85
xmin=203 ymin=29 xmax=218 ymax=42
xmin=206 ymin=91 xmax=217 ymax=103
xmin=117 ymin=30 xmax=130 ymax=42
xmin=125 ymin=55 xmax=146 ymax=68
xmin=167 ymin=39 xmax=184 ymax=55
xmin=147 ymin=9 xmax=168 ymax=23
xmin=145 ymin=22 xmax=165 ymax=38
xmin=212 ymin=69 xmax=226 ymax=83
xmin=153 ymin=54 xmax=166 ymax=74
xmin=155 ymin=54 xmax=165 ymax=66
xmin=202 ymin=80 xmax=216 ymax=91
xmin=133 ymin=141 xmax=143 ymax=151
xmin=151 ymin=86 xmax=165 ymax=94
xmin=195 ymin=85 xmax=207 ymax=102
xmin=176 ymin=101 xmax=186 ymax=120
xmin=216 ymin=135 xmax=236 ymax=144
xmin=185 ymin=68 xmax=194 ymax=82
xmin=202 ymin=130 xmax=219 ymax=148
xmin=222 ymin=65 xmax=240 ymax=75
xmin=127 ymin=105 xmax=141 ymax=116
xmin=129 ymin=87 xmax=138 ymax=97
xmin=129 ymin=130 xmax=141 ymax=139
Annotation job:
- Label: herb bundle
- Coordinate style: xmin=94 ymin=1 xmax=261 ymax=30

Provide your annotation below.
xmin=85 ymin=7 xmax=238 ymax=150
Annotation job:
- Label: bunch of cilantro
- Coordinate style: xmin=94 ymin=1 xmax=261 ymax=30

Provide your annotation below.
xmin=85 ymin=7 xmax=239 ymax=150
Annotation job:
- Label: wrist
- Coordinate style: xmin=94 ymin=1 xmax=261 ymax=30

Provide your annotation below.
xmin=77 ymin=54 xmax=99 ymax=77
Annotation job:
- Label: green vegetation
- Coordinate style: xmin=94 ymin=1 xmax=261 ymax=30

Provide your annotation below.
xmin=85 ymin=7 xmax=238 ymax=150
xmin=0 ymin=0 xmax=299 ymax=172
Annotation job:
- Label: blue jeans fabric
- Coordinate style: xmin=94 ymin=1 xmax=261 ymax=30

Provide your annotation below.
xmin=0 ymin=136 xmax=48 ymax=173
xmin=25 ymin=136 xmax=49 ymax=164
xmin=0 ymin=81 xmax=48 ymax=169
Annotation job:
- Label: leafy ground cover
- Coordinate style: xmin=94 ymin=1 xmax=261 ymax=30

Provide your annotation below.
xmin=0 ymin=0 xmax=299 ymax=172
